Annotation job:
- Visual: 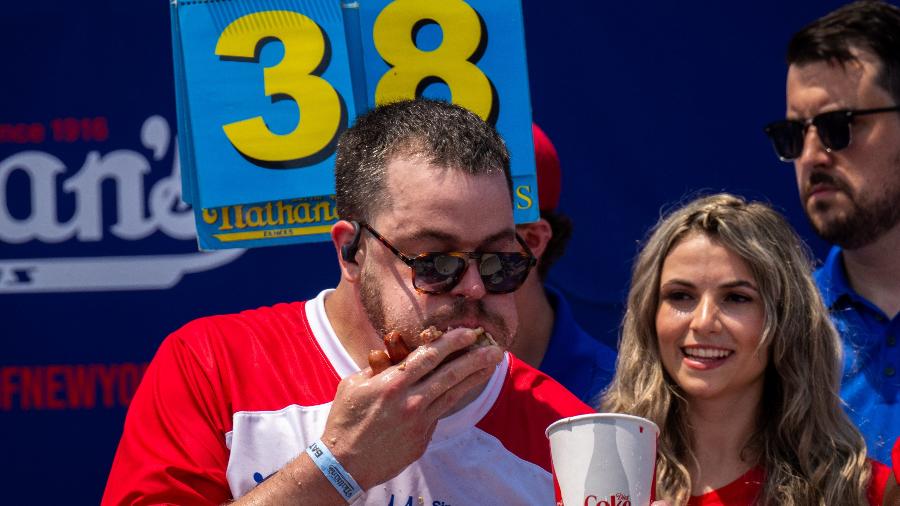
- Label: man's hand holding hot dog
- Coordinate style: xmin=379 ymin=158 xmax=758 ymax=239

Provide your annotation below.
xmin=325 ymin=328 xmax=503 ymax=489
xmin=236 ymin=328 xmax=502 ymax=505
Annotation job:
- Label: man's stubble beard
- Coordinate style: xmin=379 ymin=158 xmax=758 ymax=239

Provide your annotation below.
xmin=805 ymin=154 xmax=900 ymax=249
xmin=359 ymin=267 xmax=390 ymax=337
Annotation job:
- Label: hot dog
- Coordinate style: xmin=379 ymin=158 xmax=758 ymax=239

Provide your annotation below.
xmin=367 ymin=326 xmax=496 ymax=374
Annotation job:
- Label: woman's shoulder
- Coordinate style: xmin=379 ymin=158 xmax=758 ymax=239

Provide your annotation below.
xmin=687 ymin=466 xmax=765 ymax=506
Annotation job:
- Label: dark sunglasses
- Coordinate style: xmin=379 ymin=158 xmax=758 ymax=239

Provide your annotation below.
xmin=361 ymin=222 xmax=537 ymax=295
xmin=764 ymin=105 xmax=900 ymax=161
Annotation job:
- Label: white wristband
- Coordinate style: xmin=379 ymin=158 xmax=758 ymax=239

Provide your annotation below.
xmin=306 ymin=439 xmax=363 ymax=503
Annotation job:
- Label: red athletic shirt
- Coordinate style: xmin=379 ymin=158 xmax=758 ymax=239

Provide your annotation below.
xmin=687 ymin=460 xmax=890 ymax=505
xmin=102 ymin=292 xmax=592 ymax=505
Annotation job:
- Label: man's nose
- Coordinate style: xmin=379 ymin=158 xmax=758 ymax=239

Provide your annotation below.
xmin=449 ymin=258 xmax=487 ymax=300
xmin=796 ymin=125 xmax=832 ymax=172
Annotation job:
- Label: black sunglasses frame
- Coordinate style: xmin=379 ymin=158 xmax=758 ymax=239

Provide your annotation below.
xmin=360 ymin=222 xmax=537 ymax=295
xmin=764 ymin=105 xmax=900 ymax=162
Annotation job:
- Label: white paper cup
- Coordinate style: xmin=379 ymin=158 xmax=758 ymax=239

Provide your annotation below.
xmin=546 ymin=413 xmax=659 ymax=506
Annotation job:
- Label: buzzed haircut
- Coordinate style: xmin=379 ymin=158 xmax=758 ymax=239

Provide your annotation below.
xmin=787 ymin=0 xmax=900 ymax=104
xmin=334 ymin=99 xmax=512 ymax=223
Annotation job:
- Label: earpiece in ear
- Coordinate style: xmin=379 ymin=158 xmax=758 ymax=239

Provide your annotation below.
xmin=341 ymin=221 xmax=362 ymax=264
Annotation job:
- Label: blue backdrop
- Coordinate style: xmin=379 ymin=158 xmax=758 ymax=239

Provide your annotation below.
xmin=0 ymin=1 xmax=853 ymax=502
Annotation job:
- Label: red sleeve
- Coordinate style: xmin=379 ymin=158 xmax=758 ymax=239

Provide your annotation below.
xmin=101 ymin=320 xmax=233 ymax=506
xmin=476 ymin=354 xmax=594 ymax=474
xmin=868 ymin=459 xmax=890 ymax=506
xmin=476 ymin=355 xmax=593 ymax=506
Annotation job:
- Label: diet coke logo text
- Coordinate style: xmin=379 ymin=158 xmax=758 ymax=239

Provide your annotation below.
xmin=584 ymin=493 xmax=631 ymax=506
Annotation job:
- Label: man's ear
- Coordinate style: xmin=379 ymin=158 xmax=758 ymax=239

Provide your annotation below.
xmin=517 ymin=219 xmax=552 ymax=260
xmin=332 ymin=220 xmax=363 ymax=282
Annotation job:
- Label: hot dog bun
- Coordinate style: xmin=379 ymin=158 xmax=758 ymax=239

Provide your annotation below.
xmin=367 ymin=326 xmax=497 ymax=374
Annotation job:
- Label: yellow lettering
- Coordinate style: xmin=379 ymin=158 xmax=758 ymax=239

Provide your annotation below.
xmin=293 ymin=202 xmax=313 ymax=224
xmin=213 ymin=224 xmax=333 ymax=242
xmin=246 ymin=206 xmax=264 ymax=227
xmin=373 ymin=0 xmax=493 ymax=120
xmin=277 ymin=200 xmax=295 ymax=225
xmin=216 ymin=11 xmax=342 ymax=163
xmin=234 ymin=205 xmax=246 ymax=229
xmin=316 ymin=200 xmax=338 ymax=222
xmin=515 ymin=185 xmax=533 ymax=210
xmin=202 ymin=209 xmax=219 ymax=225
xmin=220 ymin=206 xmax=233 ymax=230
xmin=264 ymin=202 xmax=279 ymax=226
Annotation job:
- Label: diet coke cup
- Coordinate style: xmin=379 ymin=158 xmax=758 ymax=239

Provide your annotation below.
xmin=546 ymin=413 xmax=659 ymax=506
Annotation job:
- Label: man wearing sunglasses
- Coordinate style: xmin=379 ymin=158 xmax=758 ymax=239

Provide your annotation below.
xmin=103 ymin=99 xmax=592 ymax=505
xmin=765 ymin=0 xmax=900 ymax=465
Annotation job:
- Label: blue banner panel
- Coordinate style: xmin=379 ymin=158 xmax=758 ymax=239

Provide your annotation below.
xmin=358 ymin=0 xmax=538 ymax=225
xmin=174 ymin=0 xmax=355 ymax=209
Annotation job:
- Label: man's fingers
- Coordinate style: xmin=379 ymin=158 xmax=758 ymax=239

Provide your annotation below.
xmin=416 ymin=344 xmax=503 ymax=413
xmin=395 ymin=328 xmax=481 ymax=382
xmin=424 ymin=357 xmax=498 ymax=420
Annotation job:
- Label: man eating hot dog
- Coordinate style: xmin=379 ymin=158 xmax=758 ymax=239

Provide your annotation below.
xmin=102 ymin=99 xmax=593 ymax=505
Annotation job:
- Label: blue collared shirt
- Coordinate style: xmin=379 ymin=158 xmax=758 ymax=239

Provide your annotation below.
xmin=815 ymin=246 xmax=899 ymax=465
xmin=538 ymin=286 xmax=617 ymax=406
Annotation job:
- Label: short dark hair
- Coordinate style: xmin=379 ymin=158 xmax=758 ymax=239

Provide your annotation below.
xmin=535 ymin=210 xmax=573 ymax=280
xmin=787 ymin=0 xmax=900 ymax=104
xmin=334 ymin=99 xmax=512 ymax=223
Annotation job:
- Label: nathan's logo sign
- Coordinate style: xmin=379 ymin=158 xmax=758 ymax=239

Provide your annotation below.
xmin=584 ymin=493 xmax=632 ymax=506
xmin=0 ymin=115 xmax=243 ymax=293
xmin=196 ymin=195 xmax=338 ymax=247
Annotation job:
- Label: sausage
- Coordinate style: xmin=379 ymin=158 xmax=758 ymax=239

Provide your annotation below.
xmin=367 ymin=331 xmax=413 ymax=374
xmin=383 ymin=330 xmax=412 ymax=363
xmin=368 ymin=349 xmax=392 ymax=374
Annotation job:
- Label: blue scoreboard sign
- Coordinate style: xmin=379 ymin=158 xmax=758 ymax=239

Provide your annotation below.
xmin=171 ymin=0 xmax=538 ymax=249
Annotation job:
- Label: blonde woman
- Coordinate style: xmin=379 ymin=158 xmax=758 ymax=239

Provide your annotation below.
xmin=602 ymin=194 xmax=889 ymax=505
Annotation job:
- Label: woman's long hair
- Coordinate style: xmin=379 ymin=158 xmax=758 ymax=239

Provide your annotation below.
xmin=601 ymin=193 xmax=871 ymax=505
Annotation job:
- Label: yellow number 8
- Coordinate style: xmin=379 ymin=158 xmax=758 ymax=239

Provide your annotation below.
xmin=216 ymin=11 xmax=342 ymax=165
xmin=373 ymin=0 xmax=494 ymax=121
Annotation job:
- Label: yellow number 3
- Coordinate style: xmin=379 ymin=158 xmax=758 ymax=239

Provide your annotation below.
xmin=373 ymin=0 xmax=494 ymax=121
xmin=216 ymin=11 xmax=342 ymax=165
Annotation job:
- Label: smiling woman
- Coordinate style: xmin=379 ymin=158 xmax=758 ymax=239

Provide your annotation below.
xmin=601 ymin=193 xmax=888 ymax=505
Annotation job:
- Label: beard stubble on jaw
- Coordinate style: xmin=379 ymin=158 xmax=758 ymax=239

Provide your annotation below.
xmin=358 ymin=268 xmax=512 ymax=347
xmin=359 ymin=267 xmax=389 ymax=337
xmin=805 ymin=167 xmax=900 ymax=249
